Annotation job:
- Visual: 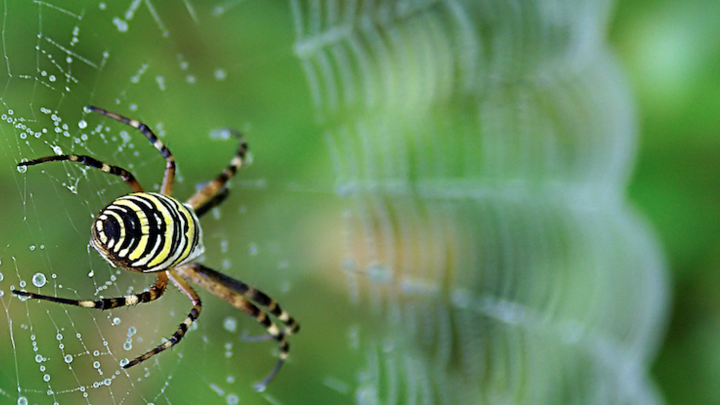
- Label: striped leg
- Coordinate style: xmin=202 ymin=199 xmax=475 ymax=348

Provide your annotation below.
xmin=12 ymin=271 xmax=168 ymax=310
xmin=186 ymin=130 xmax=247 ymax=211
xmin=174 ymin=263 xmax=297 ymax=391
xmin=123 ymin=269 xmax=201 ymax=368
xmin=18 ymin=155 xmax=143 ymax=193
xmin=176 ymin=263 xmax=299 ymax=334
xmin=86 ymin=106 xmax=176 ymax=196
xmin=193 ymin=187 xmax=229 ymax=218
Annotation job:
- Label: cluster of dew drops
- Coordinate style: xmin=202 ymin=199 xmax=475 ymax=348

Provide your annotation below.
xmin=14 ymin=108 xmax=87 ymax=178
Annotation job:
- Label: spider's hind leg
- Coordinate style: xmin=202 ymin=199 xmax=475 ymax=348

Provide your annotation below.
xmin=122 ymin=270 xmax=202 ymax=368
xmin=13 ymin=271 xmax=168 ymax=310
xmin=17 ymin=155 xmax=143 ymax=192
xmin=86 ymin=106 xmax=176 ymax=195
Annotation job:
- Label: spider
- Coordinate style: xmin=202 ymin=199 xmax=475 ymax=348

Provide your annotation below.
xmin=13 ymin=106 xmax=299 ymax=392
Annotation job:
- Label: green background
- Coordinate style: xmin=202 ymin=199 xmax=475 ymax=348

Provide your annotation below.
xmin=612 ymin=1 xmax=720 ymax=403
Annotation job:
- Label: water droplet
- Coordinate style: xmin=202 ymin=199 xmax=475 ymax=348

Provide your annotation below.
xmin=43 ymin=374 xmax=50 ymax=382
xmin=52 ymin=145 xmax=63 ymax=155
xmin=88 ymin=270 xmax=94 ymax=277
xmin=35 ymin=354 xmax=44 ymax=363
xmin=248 ymin=243 xmax=258 ymax=256
xmin=78 ymin=120 xmax=87 ymax=129
xmin=214 ymin=69 xmax=227 ymax=81
xmin=112 ymin=317 xmax=121 ymax=325
xmin=226 ymin=394 xmax=239 ymax=405
xmin=32 ymin=273 xmax=46 ymax=288
xmin=49 ymin=75 xmax=56 ymax=82
xmin=113 ymin=17 xmax=128 ymax=32
xmin=155 ymin=75 xmax=166 ymax=91
xmin=119 ymin=131 xmax=131 ymax=143
xmin=210 ymin=128 xmax=231 ymax=140
xmin=64 ymin=354 xmax=73 ymax=363
xmin=17 ymin=164 xmax=27 ymax=174
xmin=17 ymin=396 xmax=28 ymax=405
xmin=56 ymin=333 xmax=63 ymax=341
xmin=0 ymin=272 xmax=4 ymax=282
xmin=93 ymin=361 xmax=100 ymax=369
xmin=128 ymin=326 xmax=136 ymax=336
xmin=29 ymin=245 xmax=36 ymax=251
xmin=119 ymin=358 xmax=129 ymax=367
xmin=223 ymin=317 xmax=236 ymax=332
xmin=123 ymin=340 xmax=132 ymax=350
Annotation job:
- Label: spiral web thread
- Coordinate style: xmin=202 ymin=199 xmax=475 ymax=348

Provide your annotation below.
xmin=292 ymin=1 xmax=668 ymax=404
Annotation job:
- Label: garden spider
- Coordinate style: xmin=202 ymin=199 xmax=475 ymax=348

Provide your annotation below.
xmin=13 ymin=106 xmax=299 ymax=391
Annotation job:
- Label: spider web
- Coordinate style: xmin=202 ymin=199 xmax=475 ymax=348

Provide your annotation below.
xmin=0 ymin=1 xmax=668 ymax=405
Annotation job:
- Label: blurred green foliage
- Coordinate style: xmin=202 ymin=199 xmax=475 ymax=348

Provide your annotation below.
xmin=612 ymin=0 xmax=720 ymax=403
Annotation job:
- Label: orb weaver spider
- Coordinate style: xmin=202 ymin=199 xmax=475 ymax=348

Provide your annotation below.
xmin=13 ymin=106 xmax=299 ymax=391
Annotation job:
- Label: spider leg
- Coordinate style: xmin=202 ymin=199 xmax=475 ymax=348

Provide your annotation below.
xmin=177 ymin=263 xmax=299 ymax=334
xmin=18 ymin=155 xmax=143 ymax=192
xmin=174 ymin=263 xmax=296 ymax=391
xmin=186 ymin=129 xmax=247 ymax=211
xmin=12 ymin=271 xmax=167 ymax=309
xmin=86 ymin=106 xmax=176 ymax=196
xmin=193 ymin=186 xmax=229 ymax=218
xmin=123 ymin=269 xmax=202 ymax=368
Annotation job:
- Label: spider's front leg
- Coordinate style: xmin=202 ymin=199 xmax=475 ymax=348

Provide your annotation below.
xmin=174 ymin=263 xmax=299 ymax=391
xmin=186 ymin=129 xmax=247 ymax=213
